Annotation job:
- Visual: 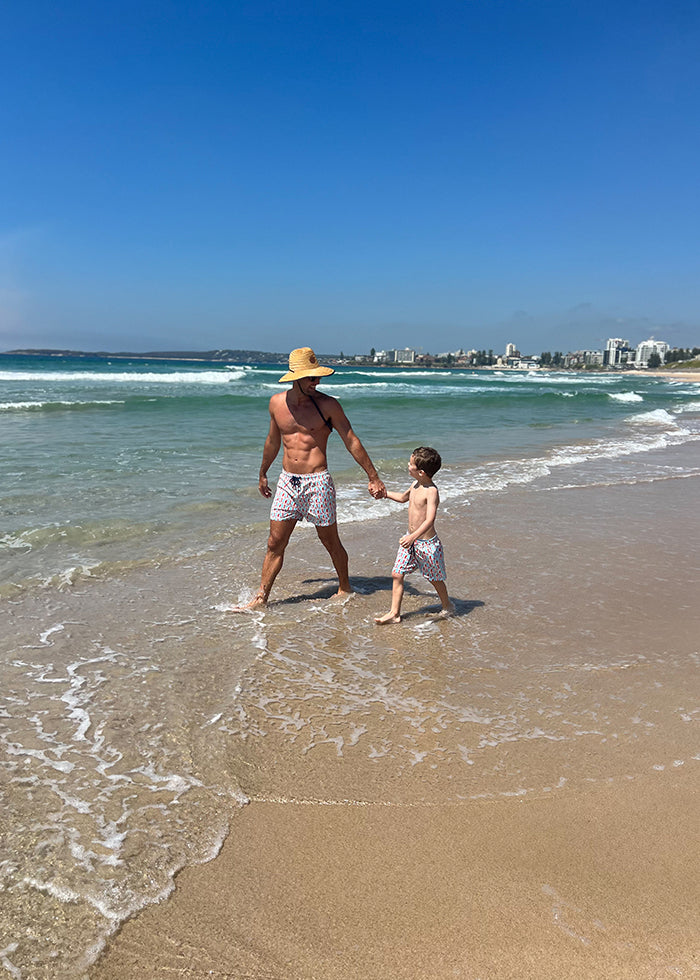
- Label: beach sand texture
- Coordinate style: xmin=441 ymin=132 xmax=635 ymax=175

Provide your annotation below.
xmin=90 ymin=469 xmax=699 ymax=979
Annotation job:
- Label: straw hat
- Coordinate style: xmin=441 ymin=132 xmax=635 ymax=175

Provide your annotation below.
xmin=278 ymin=347 xmax=335 ymax=383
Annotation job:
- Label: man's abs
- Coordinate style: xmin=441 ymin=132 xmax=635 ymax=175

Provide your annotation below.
xmin=281 ymin=437 xmax=329 ymax=475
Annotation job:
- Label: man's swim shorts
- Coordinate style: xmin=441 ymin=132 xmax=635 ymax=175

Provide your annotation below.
xmin=392 ymin=534 xmax=446 ymax=582
xmin=270 ymin=469 xmax=337 ymax=526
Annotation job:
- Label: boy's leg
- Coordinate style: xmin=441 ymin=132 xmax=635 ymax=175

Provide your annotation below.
xmin=315 ymin=522 xmax=352 ymax=595
xmin=375 ymin=574 xmax=405 ymax=624
xmin=431 ymin=579 xmax=455 ymax=616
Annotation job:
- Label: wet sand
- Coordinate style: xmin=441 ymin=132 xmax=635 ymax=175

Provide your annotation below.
xmin=91 ymin=774 xmax=697 ymax=979
xmin=92 ymin=463 xmax=700 ymax=979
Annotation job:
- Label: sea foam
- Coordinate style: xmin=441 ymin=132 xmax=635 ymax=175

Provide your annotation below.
xmin=0 ymin=370 xmax=236 ymax=385
xmin=609 ymin=391 xmax=643 ymax=402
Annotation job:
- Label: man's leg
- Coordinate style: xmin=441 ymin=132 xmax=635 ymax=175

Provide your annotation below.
xmin=242 ymin=519 xmax=297 ymax=608
xmin=314 ymin=522 xmax=352 ymax=595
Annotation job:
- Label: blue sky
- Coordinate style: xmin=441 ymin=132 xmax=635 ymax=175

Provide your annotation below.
xmin=2 ymin=0 xmax=699 ymax=356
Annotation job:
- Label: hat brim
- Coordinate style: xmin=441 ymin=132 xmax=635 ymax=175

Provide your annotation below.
xmin=278 ymin=365 xmax=335 ymax=383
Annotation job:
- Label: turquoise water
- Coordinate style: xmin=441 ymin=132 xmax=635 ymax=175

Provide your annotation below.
xmin=3 ymin=352 xmax=700 ymax=593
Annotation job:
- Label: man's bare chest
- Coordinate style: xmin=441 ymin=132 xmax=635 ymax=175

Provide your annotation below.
xmin=276 ymin=404 xmax=328 ymax=439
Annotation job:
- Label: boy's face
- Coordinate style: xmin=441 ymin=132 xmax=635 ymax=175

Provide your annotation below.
xmin=408 ymin=454 xmax=420 ymax=479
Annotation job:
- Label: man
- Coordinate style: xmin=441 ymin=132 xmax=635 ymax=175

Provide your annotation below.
xmin=238 ymin=347 xmax=386 ymax=608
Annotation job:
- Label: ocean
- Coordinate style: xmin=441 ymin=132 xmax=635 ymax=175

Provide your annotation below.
xmin=3 ymin=353 xmax=700 ymax=595
xmin=2 ymin=352 xmax=699 ymax=977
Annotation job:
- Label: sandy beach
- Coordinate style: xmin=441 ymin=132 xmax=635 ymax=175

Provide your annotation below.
xmin=91 ymin=774 xmax=698 ymax=980
xmin=628 ymin=369 xmax=700 ymax=381
xmin=91 ymin=451 xmax=700 ymax=980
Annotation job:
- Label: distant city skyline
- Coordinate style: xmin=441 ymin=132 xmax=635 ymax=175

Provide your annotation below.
xmin=8 ymin=330 xmax=698 ymax=364
xmin=3 ymin=2 xmax=700 ymax=355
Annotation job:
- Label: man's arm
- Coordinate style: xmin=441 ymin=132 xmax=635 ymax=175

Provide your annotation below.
xmin=330 ymin=400 xmax=386 ymax=498
xmin=258 ymin=409 xmax=282 ymax=498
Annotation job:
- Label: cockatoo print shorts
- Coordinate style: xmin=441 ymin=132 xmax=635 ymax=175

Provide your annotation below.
xmin=270 ymin=470 xmax=337 ymax=526
xmin=391 ymin=534 xmax=446 ymax=582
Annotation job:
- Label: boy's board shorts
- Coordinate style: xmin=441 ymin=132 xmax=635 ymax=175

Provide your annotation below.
xmin=392 ymin=534 xmax=446 ymax=582
xmin=270 ymin=469 xmax=337 ymax=526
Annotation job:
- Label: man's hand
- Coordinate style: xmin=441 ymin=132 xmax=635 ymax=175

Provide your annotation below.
xmin=368 ymin=477 xmax=386 ymax=499
xmin=259 ymin=475 xmax=272 ymax=498
xmin=399 ymin=534 xmax=414 ymax=549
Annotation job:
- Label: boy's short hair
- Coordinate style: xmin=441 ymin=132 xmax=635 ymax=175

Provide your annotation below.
xmin=412 ymin=446 xmax=442 ymax=477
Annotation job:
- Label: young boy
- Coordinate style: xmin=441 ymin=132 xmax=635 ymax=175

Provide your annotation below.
xmin=375 ymin=446 xmax=454 ymax=624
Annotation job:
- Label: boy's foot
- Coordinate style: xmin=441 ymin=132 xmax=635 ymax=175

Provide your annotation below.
xmin=374 ymin=612 xmax=401 ymax=624
xmin=426 ymin=602 xmax=455 ymax=619
xmin=436 ymin=602 xmax=455 ymax=618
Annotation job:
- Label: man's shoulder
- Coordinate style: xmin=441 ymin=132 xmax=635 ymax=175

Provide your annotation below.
xmin=315 ymin=388 xmax=340 ymax=405
xmin=316 ymin=390 xmax=344 ymax=418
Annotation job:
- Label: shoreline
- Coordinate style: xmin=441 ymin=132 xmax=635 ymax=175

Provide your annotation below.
xmin=91 ymin=468 xmax=700 ymax=979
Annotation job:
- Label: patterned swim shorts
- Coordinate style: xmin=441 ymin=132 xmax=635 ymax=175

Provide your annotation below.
xmin=392 ymin=534 xmax=446 ymax=582
xmin=269 ymin=470 xmax=337 ymax=526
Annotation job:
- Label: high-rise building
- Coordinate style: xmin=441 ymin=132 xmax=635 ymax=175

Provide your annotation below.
xmin=635 ymin=338 xmax=669 ymax=367
xmin=604 ymin=338 xmax=632 ymax=367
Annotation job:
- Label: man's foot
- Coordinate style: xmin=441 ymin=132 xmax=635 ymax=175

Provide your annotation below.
xmin=374 ymin=612 xmax=401 ymax=624
xmin=335 ymin=587 xmax=355 ymax=599
xmin=231 ymin=591 xmax=267 ymax=612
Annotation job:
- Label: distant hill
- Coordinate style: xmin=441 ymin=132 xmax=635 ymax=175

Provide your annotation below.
xmin=664 ymin=358 xmax=700 ymax=370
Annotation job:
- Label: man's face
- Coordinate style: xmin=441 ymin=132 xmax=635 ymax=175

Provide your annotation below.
xmin=300 ymin=376 xmax=320 ymax=395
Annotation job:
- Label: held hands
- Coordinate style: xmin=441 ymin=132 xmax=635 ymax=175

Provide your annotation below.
xmin=368 ymin=477 xmax=387 ymax=499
